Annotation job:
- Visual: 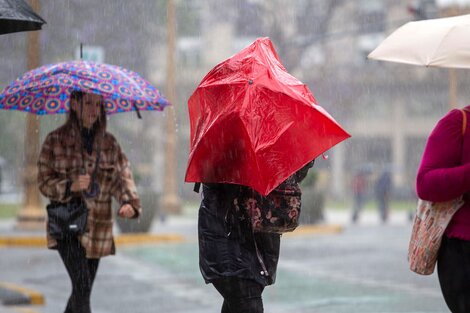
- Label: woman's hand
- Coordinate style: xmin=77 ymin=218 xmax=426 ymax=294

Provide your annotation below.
xmin=118 ymin=203 xmax=136 ymax=219
xmin=294 ymin=160 xmax=315 ymax=183
xmin=70 ymin=174 xmax=91 ymax=192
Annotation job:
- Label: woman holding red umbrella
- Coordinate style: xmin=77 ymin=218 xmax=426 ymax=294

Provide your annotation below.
xmin=188 ymin=37 xmax=347 ymax=313
xmin=37 ymin=91 xmax=140 ymax=313
xmin=198 ymin=161 xmax=314 ymax=313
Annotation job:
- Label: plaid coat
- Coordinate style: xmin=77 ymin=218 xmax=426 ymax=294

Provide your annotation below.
xmin=38 ymin=121 xmax=141 ymax=258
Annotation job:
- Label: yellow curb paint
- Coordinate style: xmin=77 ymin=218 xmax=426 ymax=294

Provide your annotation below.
xmin=0 ymin=234 xmax=185 ymax=248
xmin=11 ymin=307 xmax=42 ymax=313
xmin=115 ymin=234 xmax=185 ymax=245
xmin=0 ymin=282 xmax=44 ymax=305
xmin=0 ymin=237 xmax=46 ymax=248
xmin=0 ymin=225 xmax=338 ymax=247
xmin=284 ymin=224 xmax=344 ymax=237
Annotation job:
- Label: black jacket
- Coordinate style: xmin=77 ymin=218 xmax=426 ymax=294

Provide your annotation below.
xmin=198 ymin=183 xmax=281 ymax=286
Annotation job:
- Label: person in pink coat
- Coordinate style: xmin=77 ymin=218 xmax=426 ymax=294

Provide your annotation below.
xmin=416 ymin=107 xmax=470 ymax=313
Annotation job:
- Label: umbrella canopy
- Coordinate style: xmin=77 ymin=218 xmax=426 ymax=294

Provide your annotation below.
xmin=368 ymin=14 xmax=470 ymax=69
xmin=0 ymin=60 xmax=169 ymax=115
xmin=0 ymin=0 xmax=46 ymax=35
xmin=185 ymin=37 xmax=350 ymax=196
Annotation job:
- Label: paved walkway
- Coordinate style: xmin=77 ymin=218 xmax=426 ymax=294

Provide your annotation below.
xmin=0 ymin=209 xmax=418 ymax=313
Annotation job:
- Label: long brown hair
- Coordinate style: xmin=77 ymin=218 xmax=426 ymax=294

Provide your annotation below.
xmin=66 ymin=90 xmax=107 ymax=136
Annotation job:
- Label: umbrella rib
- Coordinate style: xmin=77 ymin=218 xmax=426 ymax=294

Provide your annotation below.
xmin=428 ymin=24 xmax=461 ymax=67
xmin=238 ymin=114 xmax=264 ymax=188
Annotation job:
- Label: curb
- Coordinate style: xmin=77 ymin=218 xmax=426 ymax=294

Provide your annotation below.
xmin=0 ymin=237 xmax=45 ymax=248
xmin=0 ymin=282 xmax=44 ymax=306
xmin=115 ymin=233 xmax=185 ymax=245
xmin=0 ymin=224 xmax=343 ymax=247
xmin=284 ymin=224 xmax=344 ymax=237
xmin=0 ymin=233 xmax=185 ymax=248
xmin=8 ymin=307 xmax=42 ymax=313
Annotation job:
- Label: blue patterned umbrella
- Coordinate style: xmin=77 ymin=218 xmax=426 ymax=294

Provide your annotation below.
xmin=0 ymin=60 xmax=169 ymax=115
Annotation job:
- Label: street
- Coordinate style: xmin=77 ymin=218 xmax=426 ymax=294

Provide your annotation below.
xmin=0 ymin=211 xmax=449 ymax=313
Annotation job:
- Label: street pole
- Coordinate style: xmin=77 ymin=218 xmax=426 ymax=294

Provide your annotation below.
xmin=438 ymin=3 xmax=470 ymax=109
xmin=160 ymin=0 xmax=182 ymax=214
xmin=16 ymin=0 xmax=45 ymax=230
xmin=448 ymin=68 xmax=457 ymax=109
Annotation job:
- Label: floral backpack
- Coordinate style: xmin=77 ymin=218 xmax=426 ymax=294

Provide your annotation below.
xmin=234 ymin=177 xmax=302 ymax=234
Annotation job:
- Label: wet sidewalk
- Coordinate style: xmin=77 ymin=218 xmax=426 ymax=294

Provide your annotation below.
xmin=0 ymin=214 xmax=190 ymax=312
xmin=0 ymin=209 xmax=424 ymax=313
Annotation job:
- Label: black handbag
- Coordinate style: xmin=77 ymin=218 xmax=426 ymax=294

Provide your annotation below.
xmin=46 ymin=137 xmax=102 ymax=239
xmin=46 ymin=198 xmax=88 ymax=239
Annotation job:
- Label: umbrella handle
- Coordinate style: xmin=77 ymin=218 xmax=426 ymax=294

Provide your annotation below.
xmin=133 ymin=102 xmax=142 ymax=119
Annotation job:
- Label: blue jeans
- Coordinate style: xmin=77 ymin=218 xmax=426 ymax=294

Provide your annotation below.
xmin=212 ymin=277 xmax=264 ymax=313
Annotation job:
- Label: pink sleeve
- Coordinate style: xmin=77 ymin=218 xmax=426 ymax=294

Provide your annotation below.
xmin=416 ymin=109 xmax=470 ymax=202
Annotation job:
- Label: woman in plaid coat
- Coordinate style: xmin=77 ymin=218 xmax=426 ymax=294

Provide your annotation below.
xmin=37 ymin=91 xmax=141 ymax=313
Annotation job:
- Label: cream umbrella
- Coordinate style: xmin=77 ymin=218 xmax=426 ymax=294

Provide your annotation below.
xmin=368 ymin=14 xmax=470 ymax=69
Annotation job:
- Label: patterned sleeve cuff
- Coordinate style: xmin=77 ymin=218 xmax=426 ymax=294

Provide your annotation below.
xmin=122 ymin=199 xmax=141 ymax=219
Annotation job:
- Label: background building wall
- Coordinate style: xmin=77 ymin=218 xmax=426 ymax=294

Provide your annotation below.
xmin=1 ymin=0 xmax=470 ymax=205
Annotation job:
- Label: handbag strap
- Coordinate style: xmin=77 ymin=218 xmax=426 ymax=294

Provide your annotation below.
xmin=461 ymin=109 xmax=467 ymax=136
xmin=90 ymin=142 xmax=102 ymax=183
xmin=82 ymin=135 xmax=102 ymax=198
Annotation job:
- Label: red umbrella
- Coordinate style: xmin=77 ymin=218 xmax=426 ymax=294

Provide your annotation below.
xmin=185 ymin=37 xmax=350 ymax=196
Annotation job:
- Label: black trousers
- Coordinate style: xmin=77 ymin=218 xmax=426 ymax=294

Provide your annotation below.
xmin=57 ymin=236 xmax=100 ymax=313
xmin=212 ymin=277 xmax=265 ymax=313
xmin=437 ymin=236 xmax=470 ymax=313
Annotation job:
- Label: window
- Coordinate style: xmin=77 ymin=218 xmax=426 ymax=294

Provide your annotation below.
xmin=177 ymin=37 xmax=202 ymax=68
xmin=357 ymin=0 xmax=386 ymax=34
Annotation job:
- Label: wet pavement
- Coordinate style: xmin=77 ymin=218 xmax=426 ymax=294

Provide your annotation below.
xmin=0 ymin=209 xmax=450 ymax=313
